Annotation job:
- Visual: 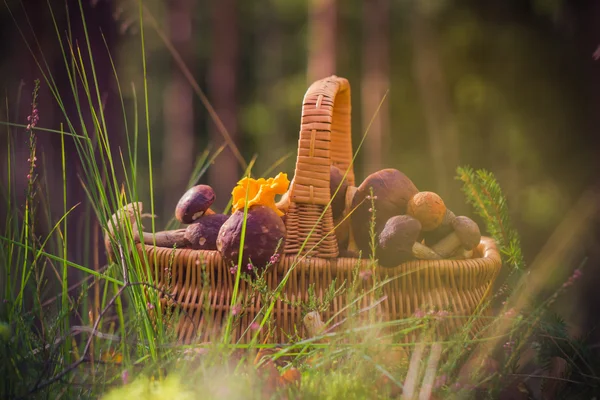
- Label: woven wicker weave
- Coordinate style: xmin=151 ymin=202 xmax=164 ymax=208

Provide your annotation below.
xmin=131 ymin=76 xmax=502 ymax=344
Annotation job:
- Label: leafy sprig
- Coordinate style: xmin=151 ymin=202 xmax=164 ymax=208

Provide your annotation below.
xmin=456 ymin=166 xmax=524 ymax=272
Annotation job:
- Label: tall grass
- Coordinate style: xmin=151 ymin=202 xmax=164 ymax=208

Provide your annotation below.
xmin=1 ymin=1 xmax=598 ymax=399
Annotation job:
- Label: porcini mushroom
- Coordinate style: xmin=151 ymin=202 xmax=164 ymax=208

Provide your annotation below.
xmin=184 ymin=213 xmax=229 ymax=250
xmin=137 ymin=229 xmax=190 ymax=248
xmin=430 ymin=216 xmax=481 ymax=258
xmin=329 ymin=165 xmax=350 ymax=221
xmin=175 ymin=185 xmax=216 ymax=224
xmin=216 ymin=205 xmax=286 ymax=272
xmin=351 ymin=169 xmax=419 ymax=253
xmin=422 ymin=208 xmax=456 ymax=246
xmin=377 ymin=215 xmax=441 ymax=267
xmin=406 ymin=191 xmax=447 ymax=231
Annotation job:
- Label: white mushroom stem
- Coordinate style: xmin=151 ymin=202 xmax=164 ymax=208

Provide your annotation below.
xmin=104 ymin=202 xmax=167 ymax=260
xmin=412 ymin=242 xmax=442 ymax=260
xmin=431 ymin=232 xmax=462 ymax=258
xmin=104 ymin=202 xmax=143 ymax=261
xmin=275 ymin=191 xmax=291 ymax=214
xmin=192 ymin=208 xmax=215 ymax=221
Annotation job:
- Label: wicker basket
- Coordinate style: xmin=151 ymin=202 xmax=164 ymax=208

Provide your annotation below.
xmin=133 ymin=76 xmax=502 ymax=344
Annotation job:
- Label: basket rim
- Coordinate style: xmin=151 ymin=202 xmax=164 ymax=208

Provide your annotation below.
xmin=136 ymin=236 xmax=501 ymax=274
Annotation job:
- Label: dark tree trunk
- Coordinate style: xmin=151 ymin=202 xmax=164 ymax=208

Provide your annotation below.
xmin=361 ymin=0 xmax=390 ymax=175
xmin=307 ymin=0 xmax=337 ymax=83
xmin=162 ymin=0 xmax=195 ymax=219
xmin=207 ymin=0 xmax=240 ymax=210
xmin=410 ymin=2 xmax=460 ymax=206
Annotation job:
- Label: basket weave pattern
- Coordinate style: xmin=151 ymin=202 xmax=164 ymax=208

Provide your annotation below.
xmin=137 ymin=76 xmax=502 ymax=344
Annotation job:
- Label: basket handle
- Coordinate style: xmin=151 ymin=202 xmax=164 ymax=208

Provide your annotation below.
xmin=284 ymin=76 xmax=355 ymax=258
xmin=290 ymin=76 xmax=355 ymax=204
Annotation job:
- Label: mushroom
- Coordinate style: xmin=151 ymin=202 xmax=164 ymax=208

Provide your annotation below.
xmin=184 ymin=213 xmax=229 ymax=250
xmin=377 ymin=215 xmax=441 ymax=267
xmin=329 ymin=165 xmax=350 ymax=221
xmin=216 ymin=205 xmax=286 ymax=272
xmin=104 ymin=202 xmax=158 ymax=260
xmin=350 ymin=169 xmax=419 ymax=253
xmin=137 ymin=228 xmax=191 ymax=248
xmin=430 ymin=216 xmax=481 ymax=258
xmin=406 ymin=191 xmax=447 ymax=231
xmin=275 ymin=189 xmax=291 ymax=215
xmin=303 ymin=311 xmax=326 ymax=342
xmin=422 ymin=208 xmax=456 ymax=246
xmin=175 ymin=185 xmax=216 ymax=224
xmin=231 ymin=173 xmax=289 ymax=217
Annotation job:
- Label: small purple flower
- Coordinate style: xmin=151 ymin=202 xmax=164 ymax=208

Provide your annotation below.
xmin=414 ymin=309 xmax=426 ymax=318
xmin=250 ymin=321 xmax=260 ymax=331
xmin=231 ymin=305 xmax=242 ymax=316
xmin=147 ymin=302 xmax=155 ymax=310
xmin=359 ymin=269 xmax=372 ymax=281
xmin=121 ymin=369 xmax=129 ymax=385
xmin=368 ymin=208 xmax=373 ymax=213
xmin=433 ymin=374 xmax=447 ymax=389
xmin=229 ymin=266 xmax=237 ymax=275
xmin=503 ymin=340 xmax=515 ymax=354
xmin=435 ymin=310 xmax=450 ymax=320
xmin=247 ymin=263 xmax=253 ymax=271
xmin=504 ymin=308 xmax=516 ymax=318
xmin=26 ymin=174 xmax=31 ymax=180
xmin=269 ymin=253 xmax=280 ymax=264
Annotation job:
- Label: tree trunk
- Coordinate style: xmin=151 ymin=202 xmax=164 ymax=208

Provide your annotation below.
xmin=361 ymin=0 xmax=390 ymax=175
xmin=307 ymin=0 xmax=337 ymax=83
xmin=207 ymin=0 xmax=240 ymax=210
xmin=162 ymin=0 xmax=195 ymax=219
xmin=410 ymin=2 xmax=460 ymax=205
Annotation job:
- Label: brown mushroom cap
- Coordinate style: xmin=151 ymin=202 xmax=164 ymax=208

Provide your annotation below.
xmin=351 ymin=169 xmax=419 ymax=253
xmin=216 ymin=205 xmax=286 ymax=271
xmin=330 ymin=165 xmax=350 ymax=221
xmin=175 ymin=185 xmax=216 ymax=224
xmin=451 ymin=216 xmax=481 ymax=250
xmin=377 ymin=215 xmax=422 ymax=267
xmin=184 ymin=214 xmax=229 ymax=250
xmin=407 ymin=191 xmax=447 ymax=231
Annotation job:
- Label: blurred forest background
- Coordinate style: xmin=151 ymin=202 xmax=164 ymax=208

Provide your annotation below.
xmin=1 ymin=0 xmax=600 ymax=335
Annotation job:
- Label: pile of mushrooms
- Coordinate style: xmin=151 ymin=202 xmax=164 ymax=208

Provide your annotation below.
xmin=105 ymin=175 xmax=289 ymax=275
xmin=327 ymin=167 xmax=482 ymax=267
xmin=105 ymin=166 xmax=482 ymax=270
